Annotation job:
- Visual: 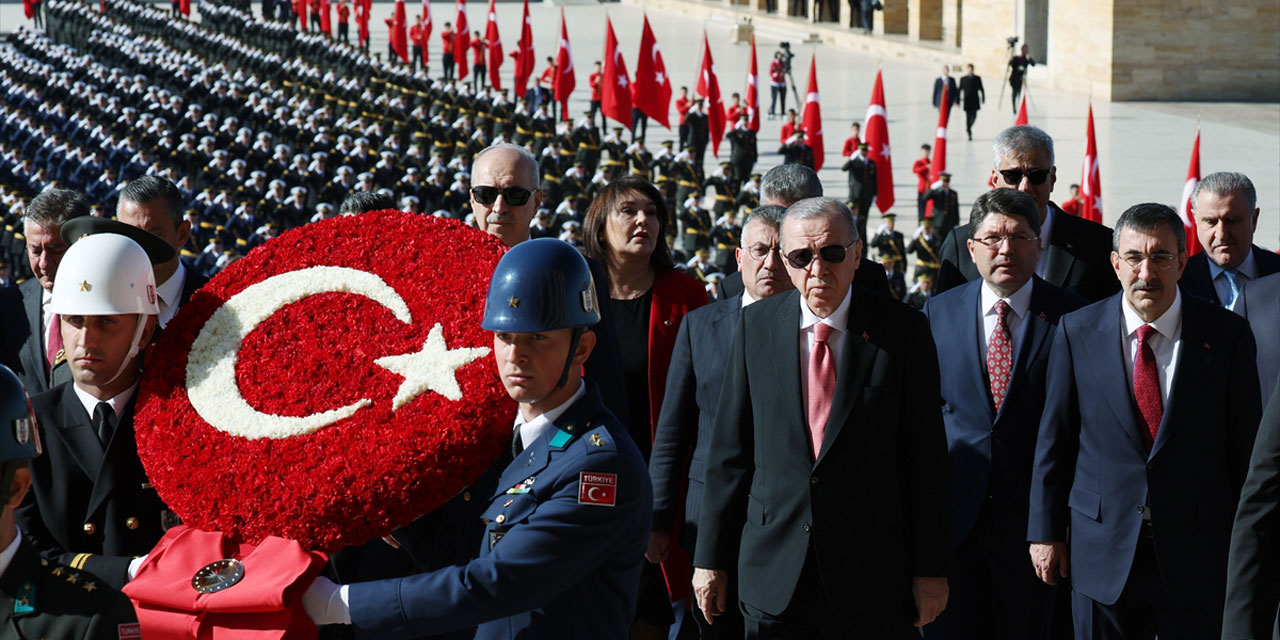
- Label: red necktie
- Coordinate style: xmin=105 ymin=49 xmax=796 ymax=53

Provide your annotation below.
xmin=1133 ymin=324 xmax=1163 ymax=449
xmin=986 ymin=300 xmax=1012 ymax=412
xmin=807 ymin=323 xmax=836 ymax=460
xmin=45 ymin=311 xmax=62 ymax=370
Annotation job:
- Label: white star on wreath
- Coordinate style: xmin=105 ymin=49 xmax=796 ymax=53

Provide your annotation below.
xmin=376 ymin=323 xmax=491 ymax=408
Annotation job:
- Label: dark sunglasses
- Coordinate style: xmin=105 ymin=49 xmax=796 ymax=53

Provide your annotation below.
xmin=471 ymin=185 xmax=535 ymax=206
xmin=785 ymin=241 xmax=857 ymax=269
xmin=998 ymin=168 xmax=1052 ymax=186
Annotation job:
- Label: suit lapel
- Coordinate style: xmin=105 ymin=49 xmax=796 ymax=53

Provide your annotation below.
xmin=20 ymin=281 xmax=44 ymax=376
xmin=1000 ymin=279 xmax=1053 ymax=419
xmin=961 ymin=282 xmax=996 ymax=423
xmin=817 ymin=288 xmax=878 ymax=464
xmin=1044 ymin=242 xmax=1077 ymax=291
xmin=51 ymin=388 xmax=107 ymax=492
xmin=770 ymin=292 xmax=807 ymax=431
xmin=1079 ymin=300 xmax=1149 ymax=451
xmin=1150 ymin=300 xmax=1205 ymax=459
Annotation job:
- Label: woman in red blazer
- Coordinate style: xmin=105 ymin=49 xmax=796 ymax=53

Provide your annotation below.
xmin=584 ymin=175 xmax=707 ymax=639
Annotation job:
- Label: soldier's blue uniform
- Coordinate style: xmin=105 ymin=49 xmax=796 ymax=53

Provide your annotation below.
xmin=348 ymin=380 xmax=650 ymax=639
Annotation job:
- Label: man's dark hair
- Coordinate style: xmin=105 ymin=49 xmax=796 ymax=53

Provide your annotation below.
xmin=120 ymin=176 xmax=185 ymax=229
xmin=968 ymin=189 xmax=1042 ymax=238
xmin=24 ymin=189 xmax=89 ymax=228
xmin=761 ymin=164 xmax=822 ymax=207
xmin=743 ymin=204 xmax=786 ymax=231
xmin=583 ymin=176 xmax=675 ymax=273
xmin=339 ymin=191 xmax=395 ymax=215
xmin=1113 ymin=203 xmax=1186 ymax=254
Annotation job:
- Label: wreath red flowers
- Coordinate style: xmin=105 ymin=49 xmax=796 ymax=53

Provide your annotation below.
xmin=135 ymin=210 xmax=513 ymax=553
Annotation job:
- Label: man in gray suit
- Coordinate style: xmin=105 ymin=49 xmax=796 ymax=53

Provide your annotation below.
xmin=1 ymin=190 xmax=88 ymax=395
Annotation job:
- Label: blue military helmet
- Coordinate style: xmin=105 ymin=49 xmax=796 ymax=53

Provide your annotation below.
xmin=0 ymin=365 xmax=41 ymax=464
xmin=482 ymin=238 xmax=601 ymax=333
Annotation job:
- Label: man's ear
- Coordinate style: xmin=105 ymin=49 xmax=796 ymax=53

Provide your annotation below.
xmin=573 ymin=330 xmax=597 ymax=367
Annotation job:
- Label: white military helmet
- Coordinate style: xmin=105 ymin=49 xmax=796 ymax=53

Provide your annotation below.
xmin=50 ymin=234 xmax=159 ymax=317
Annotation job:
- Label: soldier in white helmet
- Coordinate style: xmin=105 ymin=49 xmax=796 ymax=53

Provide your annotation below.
xmin=14 ymin=233 xmax=176 ymax=591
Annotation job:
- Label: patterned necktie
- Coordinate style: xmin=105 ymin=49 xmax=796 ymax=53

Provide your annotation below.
xmin=1224 ymin=269 xmax=1241 ymax=310
xmin=1133 ymin=324 xmax=1163 ymax=449
xmin=986 ymin=300 xmax=1012 ymax=412
xmin=806 ymin=323 xmax=836 ymax=460
xmin=45 ymin=312 xmax=62 ymax=370
xmin=93 ymin=401 xmax=116 ymax=448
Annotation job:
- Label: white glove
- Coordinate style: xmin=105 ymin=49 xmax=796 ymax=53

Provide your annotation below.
xmin=127 ymin=555 xmax=147 ymax=582
xmin=302 ymin=576 xmax=352 ymax=626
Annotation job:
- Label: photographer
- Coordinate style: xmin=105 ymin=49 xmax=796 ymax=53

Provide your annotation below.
xmin=1007 ymin=41 xmax=1035 ymax=114
xmin=768 ymin=45 xmax=792 ymax=119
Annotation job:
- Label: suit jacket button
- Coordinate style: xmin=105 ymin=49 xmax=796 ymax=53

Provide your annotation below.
xmin=495 ymin=514 xmax=506 ymax=524
xmin=1137 ymin=506 xmax=1145 ymax=514
xmin=83 ymin=522 xmax=97 ymax=535
xmin=810 ymin=476 xmax=819 ymax=485
xmin=803 ymin=524 xmax=811 ymax=533
xmin=126 ymin=517 xmax=139 ymax=530
xmin=464 ymin=491 xmax=472 ymax=502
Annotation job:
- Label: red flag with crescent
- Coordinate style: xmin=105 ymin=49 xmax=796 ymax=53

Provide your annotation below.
xmin=632 ymin=15 xmax=671 ymax=129
xmin=864 ymin=69 xmax=895 ymax=213
xmin=1179 ymin=126 xmax=1203 ymax=255
xmin=802 ymin=54 xmax=824 ymax=171
xmin=512 ymin=0 xmax=534 ymax=98
xmin=601 ymin=17 xmax=632 ymax=130
xmin=1079 ymin=104 xmax=1103 ymax=223
xmin=485 ymin=0 xmax=502 ymax=90
xmin=454 ymin=0 xmax=470 ymax=80
xmin=553 ymin=9 xmax=575 ymax=119
xmin=695 ymin=33 xmax=725 ymax=157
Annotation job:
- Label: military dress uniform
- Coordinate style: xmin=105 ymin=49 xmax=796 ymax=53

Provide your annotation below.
xmin=348 ymin=381 xmax=652 ymax=640
xmin=0 ymin=534 xmax=138 ymax=640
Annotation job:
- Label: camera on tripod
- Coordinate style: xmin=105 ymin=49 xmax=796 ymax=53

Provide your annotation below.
xmin=1006 ymin=35 xmax=1019 ymax=51
xmin=778 ymin=42 xmax=795 ymax=74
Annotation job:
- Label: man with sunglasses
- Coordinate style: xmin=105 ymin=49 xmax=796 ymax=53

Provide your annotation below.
xmin=921 ymin=189 xmax=1085 ymax=640
xmin=936 ymin=126 xmax=1118 ymax=303
xmin=1029 ymin=203 xmax=1260 ymax=640
xmin=694 ymin=197 xmax=950 ymax=637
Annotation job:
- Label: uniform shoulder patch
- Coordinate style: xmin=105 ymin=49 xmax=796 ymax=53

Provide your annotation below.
xmin=578 ymin=471 xmax=617 ymax=507
xmin=119 ymin=623 xmax=143 ymax=639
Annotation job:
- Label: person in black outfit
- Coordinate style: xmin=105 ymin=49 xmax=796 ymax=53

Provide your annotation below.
xmin=959 ymin=63 xmax=985 ymax=141
xmin=1008 ymin=45 xmax=1034 ymax=114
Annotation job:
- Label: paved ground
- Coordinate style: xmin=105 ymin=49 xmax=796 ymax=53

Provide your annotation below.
xmin=4 ymin=1 xmax=1278 ymax=248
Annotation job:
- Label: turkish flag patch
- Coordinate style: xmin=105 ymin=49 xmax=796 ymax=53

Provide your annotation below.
xmin=119 ymin=623 xmax=143 ymax=639
xmin=578 ymin=472 xmax=617 ymax=507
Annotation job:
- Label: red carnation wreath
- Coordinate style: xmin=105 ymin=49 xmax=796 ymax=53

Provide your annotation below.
xmin=135 ymin=210 xmax=513 ymax=553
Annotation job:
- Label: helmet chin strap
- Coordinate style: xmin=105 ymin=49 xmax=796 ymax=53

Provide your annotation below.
xmin=525 ymin=328 xmax=584 ymax=407
xmin=100 ymin=313 xmax=147 ymax=388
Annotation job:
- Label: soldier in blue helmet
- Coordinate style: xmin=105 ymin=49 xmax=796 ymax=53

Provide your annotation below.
xmin=305 ymin=238 xmax=653 ymax=640
xmin=0 ymin=364 xmax=139 ymax=639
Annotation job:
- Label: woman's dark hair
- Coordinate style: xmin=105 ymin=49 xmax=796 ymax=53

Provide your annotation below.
xmin=582 ymin=176 xmax=675 ymax=273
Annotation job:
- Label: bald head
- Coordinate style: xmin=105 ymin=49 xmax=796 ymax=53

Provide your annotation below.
xmin=471 ymin=144 xmax=543 ymax=247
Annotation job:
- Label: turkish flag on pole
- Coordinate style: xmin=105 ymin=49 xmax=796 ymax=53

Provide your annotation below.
xmin=512 ymin=0 xmax=534 ymax=98
xmin=695 ymin=33 xmax=726 ymax=157
xmin=179 ymin=0 xmax=190 ymax=16
xmin=1079 ymin=104 xmax=1103 ymax=223
xmin=421 ymin=0 xmax=432 ymax=66
xmin=601 ymin=17 xmax=632 ymax=130
xmin=1015 ymin=92 xmax=1029 ymax=125
xmin=22 ymin=0 xmax=33 ymax=19
xmin=633 ymin=15 xmax=672 ymax=129
xmin=357 ymin=0 xmax=370 ymax=47
xmin=1179 ymin=126 xmax=1203 ymax=255
xmin=923 ymin=82 xmax=949 ymax=218
xmin=454 ymin=0 xmax=469 ymax=80
xmin=320 ymin=0 xmax=332 ymax=35
xmin=802 ymin=55 xmax=824 ymax=171
xmin=295 ymin=0 xmax=307 ymax=30
xmin=745 ymin=34 xmax=760 ymax=132
xmin=485 ymin=0 xmax=502 ymax=90
xmin=553 ymin=9 xmax=575 ymax=120
xmin=865 ymin=69 xmax=895 ymax=213
xmin=390 ymin=0 xmax=409 ymax=63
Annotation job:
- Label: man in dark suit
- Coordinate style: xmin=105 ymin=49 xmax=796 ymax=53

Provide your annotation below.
xmin=649 ymin=205 xmax=791 ymax=638
xmin=932 ymin=66 xmax=960 ymax=121
xmin=958 ymin=64 xmax=985 ymax=141
xmin=937 ymin=125 xmax=1119 ymax=303
xmin=922 ymin=189 xmax=1085 ymax=640
xmin=16 ymin=233 xmax=174 ymax=591
xmin=1028 ymin=203 xmax=1261 ymax=639
xmin=694 ymin=197 xmax=950 ymax=637
xmin=1243 ymin=273 xmax=1280 ymax=411
xmin=2 ymin=190 xmax=88 ymax=397
xmin=923 ymin=173 xmax=961 ymax=243
xmin=718 ymin=163 xmax=891 ymax=299
xmin=1224 ymin=377 xmax=1280 ymax=640
xmin=115 ymin=176 xmax=210 ymax=328
xmin=1178 ymin=171 xmax=1280 ymax=312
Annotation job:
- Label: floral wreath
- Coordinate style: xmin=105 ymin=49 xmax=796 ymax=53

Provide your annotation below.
xmin=135 ymin=210 xmax=513 ymax=553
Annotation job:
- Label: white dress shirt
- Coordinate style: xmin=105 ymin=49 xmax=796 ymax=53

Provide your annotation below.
xmin=512 ymin=380 xmax=586 ymax=451
xmin=741 ymin=289 xmax=758 ymax=308
xmin=72 ymin=380 xmax=139 ymax=420
xmin=1035 ymin=205 xmax=1056 ymax=278
xmin=978 ymin=279 xmax=1034 ymax=364
xmin=798 ymin=287 xmax=852 ymax=410
xmin=1209 ymin=249 xmax=1257 ymax=316
xmin=0 ymin=529 xmax=23 ymax=580
xmin=1120 ymin=288 xmax=1183 ymax=409
xmin=155 ymin=261 xmax=187 ymax=328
